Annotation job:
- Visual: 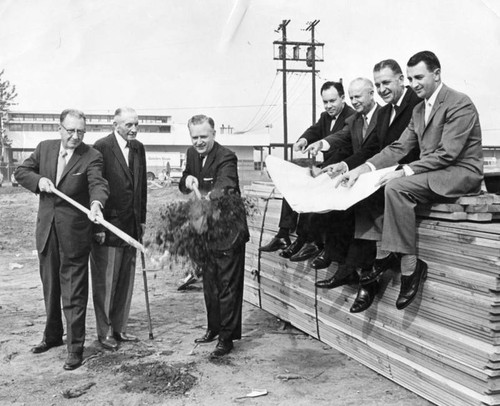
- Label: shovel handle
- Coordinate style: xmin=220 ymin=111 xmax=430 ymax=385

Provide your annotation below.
xmin=192 ymin=183 xmax=202 ymax=200
xmin=51 ymin=187 xmax=145 ymax=253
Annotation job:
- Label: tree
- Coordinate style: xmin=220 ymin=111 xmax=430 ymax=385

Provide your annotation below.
xmin=0 ymin=69 xmax=18 ymax=163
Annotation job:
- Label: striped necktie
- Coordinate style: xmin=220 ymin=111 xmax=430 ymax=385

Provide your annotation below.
xmin=56 ymin=150 xmax=67 ymax=185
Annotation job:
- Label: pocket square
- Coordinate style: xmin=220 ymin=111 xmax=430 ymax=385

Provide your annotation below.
xmin=72 ymin=173 xmax=83 ymax=176
xmin=203 ymin=177 xmax=213 ymax=181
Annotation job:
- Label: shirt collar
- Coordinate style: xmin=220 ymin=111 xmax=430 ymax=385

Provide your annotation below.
xmin=59 ymin=143 xmax=74 ymax=160
xmin=364 ymin=103 xmax=377 ymax=124
xmin=425 ymin=82 xmax=443 ymax=108
xmin=114 ymin=131 xmax=128 ymax=149
xmin=394 ymin=87 xmax=407 ymax=108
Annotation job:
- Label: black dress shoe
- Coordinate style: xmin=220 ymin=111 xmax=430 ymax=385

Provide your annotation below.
xmin=360 ymin=253 xmax=399 ymax=285
xmin=315 ymin=272 xmax=359 ymax=289
xmin=31 ymin=339 xmax=64 ymax=354
xmin=98 ymin=336 xmax=118 ymax=351
xmin=211 ymin=339 xmax=233 ymax=357
xmin=113 ymin=332 xmax=139 ymax=342
xmin=311 ymin=249 xmax=332 ymax=270
xmin=290 ymin=242 xmax=321 ymax=262
xmin=396 ymin=259 xmax=428 ymax=310
xmin=279 ymin=237 xmax=305 ymax=259
xmin=195 ymin=330 xmax=218 ymax=343
xmin=63 ymin=352 xmax=83 ymax=371
xmin=350 ymin=281 xmax=379 ymax=313
xmin=259 ymin=236 xmax=291 ymax=252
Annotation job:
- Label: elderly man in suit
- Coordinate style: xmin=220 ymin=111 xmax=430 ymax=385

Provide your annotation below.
xmin=180 ymin=114 xmax=249 ymax=357
xmin=15 ymin=109 xmax=109 ymax=370
xmin=259 ymin=81 xmax=355 ymax=265
xmin=90 ymin=107 xmax=147 ymax=350
xmin=339 ymin=51 xmax=483 ymax=310
xmin=312 ymin=60 xmax=421 ymax=313
xmin=306 ymin=78 xmax=381 ymax=310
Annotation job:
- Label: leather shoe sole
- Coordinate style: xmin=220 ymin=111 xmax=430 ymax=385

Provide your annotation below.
xmin=396 ymin=259 xmax=428 ymax=310
xmin=98 ymin=336 xmax=118 ymax=351
xmin=360 ymin=253 xmax=399 ymax=285
xmin=195 ymin=330 xmax=218 ymax=343
xmin=259 ymin=236 xmax=291 ymax=252
xmin=311 ymin=250 xmax=332 ymax=270
xmin=211 ymin=340 xmax=233 ymax=357
xmin=290 ymin=242 xmax=321 ymax=262
xmin=350 ymin=282 xmax=379 ymax=313
xmin=279 ymin=238 xmax=305 ymax=259
xmin=113 ymin=332 xmax=139 ymax=342
xmin=315 ymin=272 xmax=359 ymax=289
xmin=31 ymin=340 xmax=64 ymax=354
xmin=63 ymin=352 xmax=83 ymax=371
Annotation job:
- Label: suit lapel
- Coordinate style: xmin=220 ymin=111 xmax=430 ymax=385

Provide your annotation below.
xmin=59 ymin=143 xmax=84 ymax=184
xmin=49 ymin=141 xmax=60 ymax=183
xmin=111 ymin=134 xmax=133 ymax=182
xmin=202 ymin=144 xmax=217 ymax=176
xmin=424 ymin=85 xmax=446 ymax=131
xmin=363 ymin=106 xmax=378 ymax=145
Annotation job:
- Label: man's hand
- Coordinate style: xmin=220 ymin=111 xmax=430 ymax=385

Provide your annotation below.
xmin=88 ymin=201 xmax=103 ymax=224
xmin=321 ymin=162 xmax=348 ymax=179
xmin=376 ymin=169 xmax=405 ymax=187
xmin=304 ymin=140 xmax=323 ymax=156
xmin=334 ymin=163 xmax=371 ymax=188
xmin=93 ymin=232 xmax=105 ymax=245
xmin=293 ymin=138 xmax=307 ymax=153
xmin=185 ymin=175 xmax=199 ymax=191
xmin=38 ymin=177 xmax=55 ymax=193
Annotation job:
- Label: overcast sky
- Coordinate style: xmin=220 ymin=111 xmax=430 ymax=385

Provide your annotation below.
xmin=2 ymin=0 xmax=500 ymax=146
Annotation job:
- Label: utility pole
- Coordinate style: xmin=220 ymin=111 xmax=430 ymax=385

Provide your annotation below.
xmin=273 ymin=20 xmax=324 ymax=161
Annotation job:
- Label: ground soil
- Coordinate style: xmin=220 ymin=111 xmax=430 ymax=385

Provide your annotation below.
xmin=0 ymin=182 xmax=433 ymax=406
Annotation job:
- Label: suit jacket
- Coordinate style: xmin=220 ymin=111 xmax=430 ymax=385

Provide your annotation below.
xmin=323 ymin=104 xmax=381 ymax=167
xmin=15 ymin=140 xmax=109 ymax=257
xmin=299 ymin=104 xmax=356 ymax=164
xmin=92 ymin=133 xmax=147 ymax=246
xmin=342 ymin=88 xmax=421 ymax=170
xmin=180 ymin=141 xmax=249 ymax=250
xmin=369 ymin=84 xmax=483 ymax=197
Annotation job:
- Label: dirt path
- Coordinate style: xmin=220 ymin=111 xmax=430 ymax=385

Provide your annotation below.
xmin=0 ymin=186 xmax=432 ymax=405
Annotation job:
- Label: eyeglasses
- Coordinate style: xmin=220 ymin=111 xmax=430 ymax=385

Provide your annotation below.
xmin=60 ymin=124 xmax=86 ymax=137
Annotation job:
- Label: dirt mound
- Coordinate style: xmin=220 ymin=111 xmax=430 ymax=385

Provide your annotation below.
xmin=119 ymin=361 xmax=197 ymax=396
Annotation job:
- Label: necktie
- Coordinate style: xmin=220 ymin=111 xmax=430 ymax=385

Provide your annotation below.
xmin=362 ymin=115 xmax=369 ymax=139
xmin=199 ymin=154 xmax=205 ymax=169
xmin=329 ymin=116 xmax=337 ymax=131
xmin=389 ymin=105 xmax=398 ymax=125
xmin=126 ymin=141 xmax=134 ymax=173
xmin=56 ymin=150 xmax=67 ymax=185
xmin=424 ymin=102 xmax=432 ymax=125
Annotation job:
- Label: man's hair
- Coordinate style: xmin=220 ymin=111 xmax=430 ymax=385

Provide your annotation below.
xmin=60 ymin=109 xmax=86 ymax=123
xmin=187 ymin=114 xmax=215 ymax=129
xmin=320 ymin=81 xmax=344 ymax=97
xmin=351 ymin=77 xmax=374 ymax=91
xmin=407 ymin=51 xmax=441 ymax=71
xmin=373 ymin=59 xmax=403 ymax=75
xmin=114 ymin=107 xmax=136 ymax=120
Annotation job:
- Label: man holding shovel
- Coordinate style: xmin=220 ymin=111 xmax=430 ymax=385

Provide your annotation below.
xmin=180 ymin=114 xmax=249 ymax=357
xmin=15 ymin=109 xmax=109 ymax=370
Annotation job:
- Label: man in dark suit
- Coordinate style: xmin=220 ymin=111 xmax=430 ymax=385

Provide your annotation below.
xmin=90 ymin=107 xmax=147 ymax=350
xmin=15 ymin=109 xmax=109 ymax=370
xmin=313 ymin=60 xmax=421 ymax=313
xmin=340 ymin=51 xmax=483 ymax=310
xmin=306 ymin=78 xmax=380 ymax=308
xmin=259 ymin=81 xmax=355 ymax=263
xmin=180 ymin=114 xmax=249 ymax=357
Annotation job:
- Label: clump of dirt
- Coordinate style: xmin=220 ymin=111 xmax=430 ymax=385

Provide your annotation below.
xmin=119 ymin=361 xmax=197 ymax=396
